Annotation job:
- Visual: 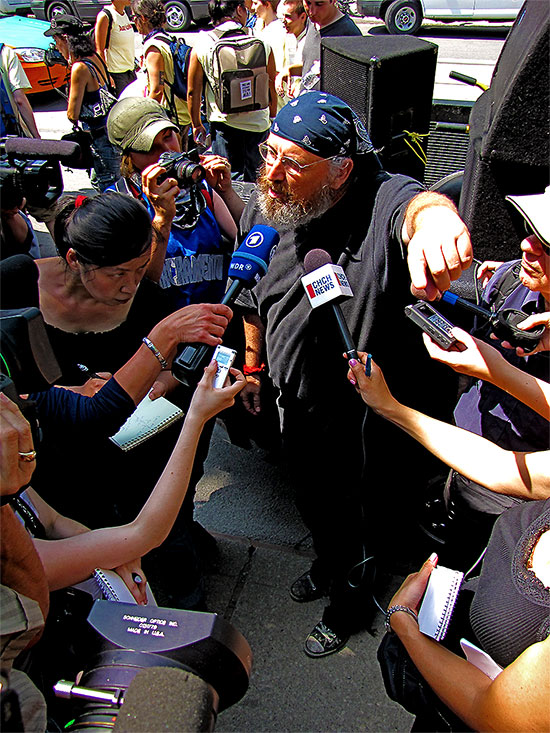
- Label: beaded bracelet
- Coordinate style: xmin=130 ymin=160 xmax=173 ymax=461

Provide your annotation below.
xmin=385 ymin=605 xmax=418 ymax=634
xmin=243 ymin=363 xmax=266 ymax=376
xmin=142 ymin=337 xmax=168 ymax=370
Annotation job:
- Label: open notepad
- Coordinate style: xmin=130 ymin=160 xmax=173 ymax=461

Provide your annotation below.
xmin=109 ymin=393 xmax=184 ymax=451
xmin=73 ymin=568 xmax=157 ymax=605
xmin=418 ymin=565 xmax=464 ymax=641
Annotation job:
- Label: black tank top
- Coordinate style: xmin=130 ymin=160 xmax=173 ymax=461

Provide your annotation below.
xmin=469 ymin=499 xmax=550 ymax=667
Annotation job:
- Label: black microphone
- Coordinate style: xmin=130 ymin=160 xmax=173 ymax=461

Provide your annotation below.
xmin=4 ymin=137 xmax=83 ymax=167
xmin=113 ymin=667 xmax=218 ymax=732
xmin=302 ymin=249 xmax=359 ymax=361
xmin=172 ymin=225 xmax=280 ymax=386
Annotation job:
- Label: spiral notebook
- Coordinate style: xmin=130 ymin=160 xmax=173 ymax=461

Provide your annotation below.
xmin=73 ymin=568 xmax=157 ymax=605
xmin=418 ymin=565 xmax=464 ymax=641
xmin=109 ymin=393 xmax=183 ymax=451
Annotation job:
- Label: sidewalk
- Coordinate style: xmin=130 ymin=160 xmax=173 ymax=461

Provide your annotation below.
xmin=192 ymin=422 xmax=417 ymax=732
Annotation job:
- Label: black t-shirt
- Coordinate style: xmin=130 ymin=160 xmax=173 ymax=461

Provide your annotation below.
xmin=237 ymin=170 xmax=438 ymax=408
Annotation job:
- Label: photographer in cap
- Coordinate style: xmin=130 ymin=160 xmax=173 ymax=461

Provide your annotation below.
xmin=107 ymin=96 xmax=244 ymax=310
xmin=236 ymin=90 xmax=472 ymax=657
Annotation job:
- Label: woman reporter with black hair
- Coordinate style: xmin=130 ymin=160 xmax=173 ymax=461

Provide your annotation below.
xmin=1 ymin=191 xmax=232 ymax=609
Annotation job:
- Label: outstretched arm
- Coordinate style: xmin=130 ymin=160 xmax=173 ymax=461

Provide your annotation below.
xmin=347 ymin=355 xmax=549 ymax=499
xmin=402 ymin=192 xmax=473 ymax=301
xmin=423 ymin=327 xmax=550 ymax=420
xmin=31 ymin=363 xmax=246 ymax=593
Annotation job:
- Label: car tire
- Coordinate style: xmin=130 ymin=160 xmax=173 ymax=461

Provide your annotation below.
xmin=164 ymin=0 xmax=191 ymax=31
xmin=384 ymin=0 xmax=422 ymax=34
xmin=46 ymin=0 xmax=73 ymax=21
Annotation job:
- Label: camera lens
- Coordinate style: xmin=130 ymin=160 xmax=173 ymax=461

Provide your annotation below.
xmin=174 ymin=160 xmax=205 ymax=186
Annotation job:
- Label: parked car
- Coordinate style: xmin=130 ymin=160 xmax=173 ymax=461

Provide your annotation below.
xmin=0 ymin=0 xmax=32 ymax=16
xmin=356 ymin=0 xmax=522 ymax=34
xmin=30 ymin=0 xmax=209 ymax=31
xmin=0 ymin=14 xmax=67 ymax=92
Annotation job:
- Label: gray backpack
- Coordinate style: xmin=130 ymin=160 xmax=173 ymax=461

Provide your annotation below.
xmin=209 ymin=27 xmax=269 ymax=114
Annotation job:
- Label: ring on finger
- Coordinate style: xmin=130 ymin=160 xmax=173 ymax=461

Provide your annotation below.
xmin=19 ymin=450 xmax=37 ymax=462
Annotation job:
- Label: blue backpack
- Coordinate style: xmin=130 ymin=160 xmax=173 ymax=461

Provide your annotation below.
xmin=0 ymin=44 xmax=22 ymax=137
xmin=149 ymin=32 xmax=191 ymax=114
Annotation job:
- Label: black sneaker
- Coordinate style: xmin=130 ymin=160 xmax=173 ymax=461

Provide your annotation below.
xmin=303 ymin=622 xmax=349 ymax=658
xmin=289 ymin=571 xmax=328 ymax=603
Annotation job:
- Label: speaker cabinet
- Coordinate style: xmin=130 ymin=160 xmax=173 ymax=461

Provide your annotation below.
xmin=321 ymin=36 xmax=438 ymax=182
xmin=459 ymin=0 xmax=550 ymax=262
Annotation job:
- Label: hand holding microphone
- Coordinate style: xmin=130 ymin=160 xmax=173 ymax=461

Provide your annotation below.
xmin=172 ymin=225 xmax=279 ymax=387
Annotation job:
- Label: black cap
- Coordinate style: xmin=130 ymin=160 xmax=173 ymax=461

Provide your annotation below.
xmin=44 ymin=14 xmax=85 ymax=37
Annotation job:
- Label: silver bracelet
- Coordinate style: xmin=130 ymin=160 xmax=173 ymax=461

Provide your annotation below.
xmin=385 ymin=605 xmax=418 ymax=634
xmin=142 ymin=337 xmax=168 ymax=370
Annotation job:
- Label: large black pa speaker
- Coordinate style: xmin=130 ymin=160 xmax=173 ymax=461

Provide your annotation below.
xmin=320 ymin=36 xmax=438 ymax=182
xmin=459 ymin=0 xmax=550 ymax=263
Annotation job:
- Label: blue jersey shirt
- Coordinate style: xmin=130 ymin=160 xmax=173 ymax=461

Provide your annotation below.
xmin=109 ymin=178 xmax=230 ymax=309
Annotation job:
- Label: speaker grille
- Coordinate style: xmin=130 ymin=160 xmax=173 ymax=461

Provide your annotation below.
xmin=425 ymin=125 xmax=470 ymax=187
xmin=321 ymin=54 xmax=370 ymax=128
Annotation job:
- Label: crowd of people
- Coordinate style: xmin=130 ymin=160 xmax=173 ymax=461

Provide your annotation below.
xmin=1 ymin=0 xmax=549 ymax=730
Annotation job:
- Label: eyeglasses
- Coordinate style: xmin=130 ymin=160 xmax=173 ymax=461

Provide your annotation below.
xmin=258 ymin=142 xmax=334 ymax=175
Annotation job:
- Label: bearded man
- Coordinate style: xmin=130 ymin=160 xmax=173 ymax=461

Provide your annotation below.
xmin=234 ymin=91 xmax=473 ymax=657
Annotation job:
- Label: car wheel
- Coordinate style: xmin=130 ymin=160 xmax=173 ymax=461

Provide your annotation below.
xmin=384 ymin=0 xmax=422 ymax=34
xmin=46 ymin=0 xmax=73 ymax=21
xmin=164 ymin=0 xmax=191 ymax=32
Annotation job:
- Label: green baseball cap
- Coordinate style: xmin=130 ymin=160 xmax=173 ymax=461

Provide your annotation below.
xmin=107 ymin=97 xmax=178 ymax=153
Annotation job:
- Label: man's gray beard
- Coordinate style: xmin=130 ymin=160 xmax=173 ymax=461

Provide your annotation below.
xmin=257 ymin=174 xmax=338 ymax=229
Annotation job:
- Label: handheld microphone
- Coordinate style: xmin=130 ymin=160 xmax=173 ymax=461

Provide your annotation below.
xmin=3 ymin=137 xmax=83 ymax=167
xmin=441 ymin=290 xmax=544 ymax=352
xmin=302 ymin=249 xmax=359 ymax=361
xmin=172 ymin=225 xmax=280 ymax=386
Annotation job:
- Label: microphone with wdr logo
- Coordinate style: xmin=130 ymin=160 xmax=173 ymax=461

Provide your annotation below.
xmin=302 ymin=248 xmax=359 ymax=361
xmin=172 ymin=225 xmax=280 ymax=386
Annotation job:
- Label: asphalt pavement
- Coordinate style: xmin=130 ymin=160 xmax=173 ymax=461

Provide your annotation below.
xmin=192 ymin=425 xmax=420 ymax=733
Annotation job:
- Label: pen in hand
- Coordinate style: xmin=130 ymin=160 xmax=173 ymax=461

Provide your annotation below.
xmin=77 ymin=363 xmax=103 ymax=381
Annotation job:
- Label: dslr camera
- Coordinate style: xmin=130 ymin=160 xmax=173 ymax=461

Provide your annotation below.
xmin=157 ymin=151 xmax=209 ymax=230
xmin=157 ymin=151 xmax=205 ymax=188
